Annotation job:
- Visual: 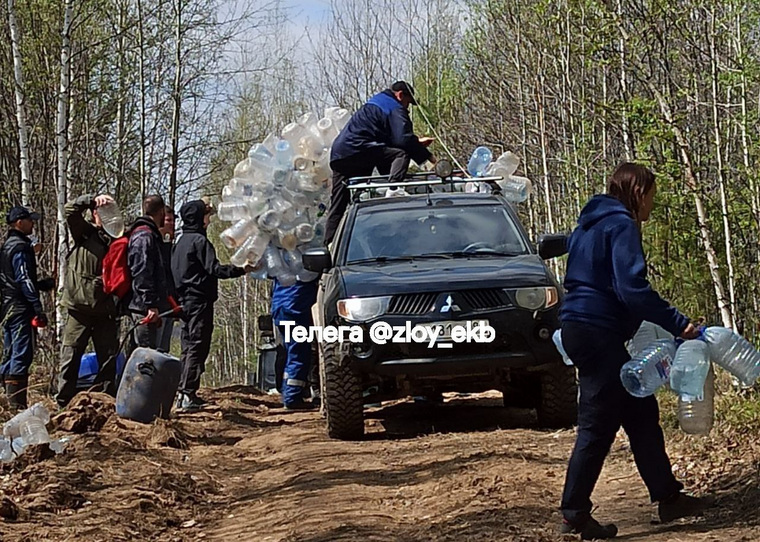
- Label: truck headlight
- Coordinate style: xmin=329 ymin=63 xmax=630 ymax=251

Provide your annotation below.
xmin=511 ymin=287 xmax=559 ymax=310
xmin=337 ymin=296 xmax=392 ymax=323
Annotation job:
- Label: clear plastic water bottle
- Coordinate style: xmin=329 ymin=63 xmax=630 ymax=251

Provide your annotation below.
xmin=629 ymin=321 xmax=672 ymax=357
xmin=317 ymin=117 xmax=339 ymax=145
xmin=295 ymin=222 xmax=314 ymax=243
xmin=620 ymin=339 xmax=677 ymax=397
xmin=494 ymin=151 xmax=520 ymax=177
xmin=467 ymin=146 xmax=493 ymax=177
xmin=678 ymin=363 xmax=714 ymax=435
xmin=220 ymin=219 xmax=258 ymax=249
xmin=0 ymin=437 xmax=13 ymax=462
xmin=298 ymin=133 xmax=324 ymax=162
xmin=233 ymin=159 xmax=251 ymax=178
xmin=19 ymin=416 xmax=50 ymax=445
xmin=258 ymin=209 xmax=282 ymax=233
xmin=230 ymin=233 xmax=270 ymax=268
xmin=328 ymin=107 xmax=350 ymax=132
xmin=277 ymin=227 xmax=298 ymax=251
xmin=97 ymin=200 xmax=125 ymax=238
xmin=11 ymin=437 xmax=26 ymax=457
xmin=274 ymin=139 xmax=294 ymax=168
xmin=497 ymin=176 xmax=532 ymax=203
xmin=670 ymin=339 xmax=710 ymax=400
xmin=277 ymin=271 xmax=297 ymax=287
xmin=552 ymin=329 xmax=573 ymax=366
xmin=217 ymin=201 xmax=251 ymax=222
xmin=3 ymin=403 xmax=50 ymax=439
xmin=48 ymin=436 xmax=71 ymax=454
xmin=704 ymin=326 xmax=760 ymax=386
xmin=263 ymin=244 xmax=287 ymax=277
xmin=282 ymin=123 xmax=305 ymax=149
xmin=248 ymin=143 xmax=274 ymax=177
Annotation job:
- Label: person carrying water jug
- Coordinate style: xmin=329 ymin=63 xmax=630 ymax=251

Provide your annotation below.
xmin=324 ymin=80 xmax=437 ymax=245
xmin=56 ymin=194 xmax=120 ymax=407
xmin=558 ymin=163 xmax=715 ymax=539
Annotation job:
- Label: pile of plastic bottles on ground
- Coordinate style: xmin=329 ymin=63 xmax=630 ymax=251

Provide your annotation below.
xmin=216 ymin=108 xmax=350 ymax=286
xmin=554 ymin=323 xmax=760 ymax=436
xmin=0 ymin=403 xmax=70 ymax=462
xmin=464 ymin=146 xmax=533 ymax=203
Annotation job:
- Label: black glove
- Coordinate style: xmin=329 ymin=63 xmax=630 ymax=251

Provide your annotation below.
xmin=37 ymin=278 xmax=55 ymax=292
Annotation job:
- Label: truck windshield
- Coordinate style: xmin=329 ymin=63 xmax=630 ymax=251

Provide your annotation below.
xmin=346 ymin=204 xmax=529 ymax=263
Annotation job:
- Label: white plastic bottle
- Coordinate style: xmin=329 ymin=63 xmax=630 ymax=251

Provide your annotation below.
xmin=3 ymin=403 xmax=50 ymax=439
xmin=704 ymin=326 xmax=760 ymax=386
xmin=19 ymin=416 xmax=50 ymax=445
xmin=620 ymin=339 xmax=677 ymax=397
xmin=678 ymin=363 xmax=714 ymax=435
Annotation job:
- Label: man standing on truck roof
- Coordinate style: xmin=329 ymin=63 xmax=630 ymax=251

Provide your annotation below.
xmin=324 ymin=80 xmax=437 ymax=244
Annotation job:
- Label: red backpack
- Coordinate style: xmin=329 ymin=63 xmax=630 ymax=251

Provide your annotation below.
xmin=102 ymin=226 xmax=150 ymax=299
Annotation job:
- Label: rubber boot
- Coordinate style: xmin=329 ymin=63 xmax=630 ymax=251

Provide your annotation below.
xmin=5 ymin=376 xmax=28 ymax=411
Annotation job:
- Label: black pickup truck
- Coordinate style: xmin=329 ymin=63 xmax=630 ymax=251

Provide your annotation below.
xmin=304 ymin=189 xmax=576 ymax=440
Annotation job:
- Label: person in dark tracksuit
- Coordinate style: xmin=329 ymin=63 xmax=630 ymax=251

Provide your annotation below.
xmin=559 ymin=163 xmax=714 ymax=540
xmin=56 ymin=194 xmax=120 ymax=407
xmin=0 ymin=206 xmax=54 ymax=410
xmin=324 ymin=80 xmax=436 ymax=244
xmin=126 ymin=195 xmax=171 ymax=354
xmin=171 ymin=200 xmax=246 ymax=411
xmin=271 ymin=278 xmax=318 ymax=409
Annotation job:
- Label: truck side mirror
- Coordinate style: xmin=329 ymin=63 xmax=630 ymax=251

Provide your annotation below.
xmin=302 ymin=247 xmax=333 ymax=272
xmin=537 ymin=234 xmax=568 ymax=260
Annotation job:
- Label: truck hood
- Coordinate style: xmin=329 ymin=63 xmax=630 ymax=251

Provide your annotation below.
xmin=339 ymin=255 xmax=555 ymax=297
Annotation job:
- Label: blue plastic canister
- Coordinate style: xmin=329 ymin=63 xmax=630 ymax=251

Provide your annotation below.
xmin=115 ymin=348 xmax=181 ymax=423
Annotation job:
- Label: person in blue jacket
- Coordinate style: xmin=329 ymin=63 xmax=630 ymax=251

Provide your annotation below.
xmin=271 ymin=277 xmax=319 ymax=409
xmin=324 ymin=81 xmax=437 ymax=244
xmin=559 ymin=163 xmax=715 ymax=539
xmin=0 ymin=206 xmax=54 ymax=410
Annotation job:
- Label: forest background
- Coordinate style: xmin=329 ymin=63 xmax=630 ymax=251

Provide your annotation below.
xmin=1 ymin=0 xmax=755 ymax=387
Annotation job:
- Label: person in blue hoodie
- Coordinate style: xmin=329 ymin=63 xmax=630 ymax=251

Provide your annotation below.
xmin=559 ymin=163 xmax=714 ymax=539
xmin=324 ymin=81 xmax=437 ymax=244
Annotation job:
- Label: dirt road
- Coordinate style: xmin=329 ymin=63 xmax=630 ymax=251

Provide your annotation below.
xmin=1 ymin=387 xmax=759 ymax=541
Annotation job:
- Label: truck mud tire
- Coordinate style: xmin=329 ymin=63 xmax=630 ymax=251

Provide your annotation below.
xmin=502 ymin=373 xmax=540 ymax=409
xmin=537 ymin=364 xmax=578 ymax=428
xmin=321 ymin=341 xmax=364 ymax=440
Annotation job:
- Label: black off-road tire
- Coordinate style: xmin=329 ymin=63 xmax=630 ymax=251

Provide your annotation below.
xmin=321 ymin=341 xmax=364 ymax=440
xmin=536 ymin=364 xmax=578 ymax=428
xmin=502 ymin=373 xmax=541 ymax=409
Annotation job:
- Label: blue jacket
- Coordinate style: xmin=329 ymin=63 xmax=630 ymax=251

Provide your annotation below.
xmin=560 ymin=194 xmax=688 ymax=339
xmin=330 ymin=89 xmax=432 ymax=165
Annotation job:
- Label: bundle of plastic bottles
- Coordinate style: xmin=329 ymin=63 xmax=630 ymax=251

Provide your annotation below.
xmin=0 ymin=403 xmax=70 ymax=462
xmin=619 ymin=323 xmax=760 ymax=435
xmin=216 ymin=107 xmax=350 ymax=286
xmin=464 ymin=146 xmax=532 ymax=203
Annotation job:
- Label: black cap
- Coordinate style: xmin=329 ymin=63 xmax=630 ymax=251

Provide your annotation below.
xmin=6 ymin=206 xmax=40 ymax=224
xmin=391 ymin=81 xmax=418 ymax=105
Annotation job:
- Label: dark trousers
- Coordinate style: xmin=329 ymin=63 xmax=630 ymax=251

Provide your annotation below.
xmin=56 ymin=308 xmax=119 ymax=406
xmin=0 ymin=310 xmax=34 ymax=377
xmin=158 ymin=317 xmax=176 ymax=353
xmin=324 ymin=147 xmax=411 ymax=244
xmin=125 ymin=312 xmax=162 ymax=361
xmin=178 ymin=302 xmax=214 ymax=394
xmin=560 ymin=321 xmax=683 ymax=525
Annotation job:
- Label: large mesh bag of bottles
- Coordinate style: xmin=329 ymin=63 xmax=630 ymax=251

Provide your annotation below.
xmin=217 ymin=107 xmax=350 ymax=286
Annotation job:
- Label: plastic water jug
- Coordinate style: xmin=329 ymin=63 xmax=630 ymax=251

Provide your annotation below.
xmin=678 ymin=363 xmax=714 ymax=435
xmin=552 ymin=329 xmax=573 ymax=366
xmin=620 ymin=339 xmax=676 ymax=397
xmin=115 ymin=348 xmax=181 ymax=423
xmin=497 ymin=176 xmax=532 ymax=203
xmin=4 ymin=403 xmax=50 ymax=439
xmin=221 ymin=218 xmax=258 ymax=249
xmin=704 ymin=326 xmax=760 ymax=386
xmin=670 ymin=339 xmax=710 ymax=400
xmin=467 ymin=146 xmax=493 ymax=177
xmin=217 ymin=201 xmax=251 ymax=222
xmin=97 ymin=201 xmax=125 ymax=238
xmin=629 ymin=321 xmax=673 ymax=357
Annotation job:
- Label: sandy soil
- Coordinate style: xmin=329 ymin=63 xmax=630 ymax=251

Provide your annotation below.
xmin=0 ymin=388 xmax=758 ymax=541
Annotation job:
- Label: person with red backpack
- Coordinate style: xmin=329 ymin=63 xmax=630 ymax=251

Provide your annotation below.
xmin=56 ymin=194 xmax=120 ymax=407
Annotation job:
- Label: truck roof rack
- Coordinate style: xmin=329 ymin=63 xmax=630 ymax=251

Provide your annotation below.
xmin=347 ymin=173 xmax=505 ymax=202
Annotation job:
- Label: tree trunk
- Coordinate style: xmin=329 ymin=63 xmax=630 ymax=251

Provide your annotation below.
xmin=55 ymin=0 xmax=74 ymax=339
xmin=169 ymin=0 xmax=183 ymax=210
xmin=8 ymin=0 xmax=31 ymax=205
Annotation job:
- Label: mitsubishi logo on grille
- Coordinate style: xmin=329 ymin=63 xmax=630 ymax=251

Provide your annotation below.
xmin=440 ymin=295 xmax=461 ymax=313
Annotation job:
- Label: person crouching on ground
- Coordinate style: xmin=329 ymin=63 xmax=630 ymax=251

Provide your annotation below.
xmin=559 ymin=163 xmax=715 ymax=539
xmin=171 ymin=200 xmax=247 ymax=411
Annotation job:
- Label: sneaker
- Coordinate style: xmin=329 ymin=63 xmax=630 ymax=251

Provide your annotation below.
xmin=658 ymin=492 xmax=716 ymax=523
xmin=176 ymin=392 xmax=204 ymax=412
xmin=560 ymin=517 xmax=618 ymax=540
xmin=283 ymin=400 xmax=317 ymax=411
